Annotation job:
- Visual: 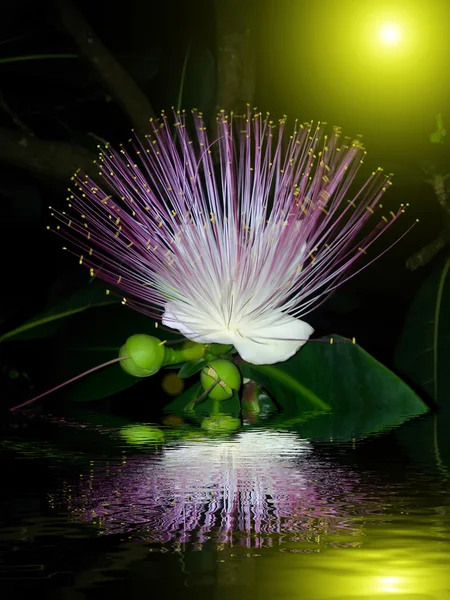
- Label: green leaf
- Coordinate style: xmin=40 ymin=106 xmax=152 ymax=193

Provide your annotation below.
xmin=162 ymin=382 xmax=202 ymax=413
xmin=178 ymin=357 xmax=208 ymax=379
xmin=0 ymin=279 xmax=118 ymax=342
xmin=242 ymin=335 xmax=428 ymax=441
xmin=395 ymin=257 xmax=450 ymax=405
xmin=53 ymin=352 xmax=140 ymax=403
xmin=393 ymin=412 xmax=450 ymax=478
xmin=0 ymin=53 xmax=78 ymax=64
xmin=241 ymin=362 xmax=331 ymax=412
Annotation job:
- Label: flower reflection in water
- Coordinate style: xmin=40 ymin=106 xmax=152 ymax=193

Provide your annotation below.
xmin=64 ymin=430 xmax=376 ymax=549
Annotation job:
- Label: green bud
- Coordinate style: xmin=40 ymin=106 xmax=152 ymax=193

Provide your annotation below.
xmin=119 ymin=334 xmax=166 ymax=377
xmin=200 ymin=359 xmax=241 ymax=401
xmin=206 ymin=343 xmax=234 ymax=358
xmin=119 ymin=424 xmax=165 ymax=446
xmin=201 ymin=414 xmax=241 ymax=433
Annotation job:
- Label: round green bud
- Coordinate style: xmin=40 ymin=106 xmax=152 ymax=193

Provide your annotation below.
xmin=119 ymin=424 xmax=165 ymax=446
xmin=200 ymin=359 xmax=241 ymax=401
xmin=119 ymin=334 xmax=166 ymax=377
xmin=201 ymin=414 xmax=241 ymax=434
xmin=206 ymin=343 xmax=234 ymax=358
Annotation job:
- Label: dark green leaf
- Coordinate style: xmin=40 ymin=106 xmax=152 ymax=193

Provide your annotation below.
xmin=0 ymin=53 xmax=77 ymax=64
xmin=163 ymin=382 xmax=202 ymax=412
xmin=242 ymin=335 xmax=428 ymax=441
xmin=0 ymin=279 xmax=117 ymax=342
xmin=178 ymin=358 xmax=208 ymax=379
xmin=240 ymin=361 xmax=331 ymax=413
xmin=54 ymin=353 xmax=139 ymax=403
xmin=395 ymin=257 xmax=450 ymax=405
xmin=393 ymin=412 xmax=450 ymax=477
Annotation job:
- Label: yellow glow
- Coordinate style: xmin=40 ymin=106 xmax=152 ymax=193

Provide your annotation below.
xmin=377 ymin=575 xmax=404 ymax=593
xmin=379 ymin=22 xmax=402 ymax=46
xmin=162 ymin=372 xmax=185 ymax=396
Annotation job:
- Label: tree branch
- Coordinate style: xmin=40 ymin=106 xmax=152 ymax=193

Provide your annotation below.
xmin=406 ymin=173 xmax=450 ymax=270
xmin=0 ymin=2 xmax=158 ymax=182
xmin=212 ymin=0 xmax=256 ymax=123
xmin=55 ymin=0 xmax=155 ymax=135
xmin=0 ymin=126 xmax=97 ymax=181
xmin=406 ymin=225 xmax=450 ymax=271
xmin=425 ymin=174 xmax=450 ymax=216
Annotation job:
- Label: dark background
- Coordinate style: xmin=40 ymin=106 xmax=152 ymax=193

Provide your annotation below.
xmin=1 ymin=0 xmax=449 ymax=409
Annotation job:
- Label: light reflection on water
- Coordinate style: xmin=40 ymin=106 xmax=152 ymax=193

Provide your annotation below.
xmin=1 ymin=422 xmax=450 ymax=599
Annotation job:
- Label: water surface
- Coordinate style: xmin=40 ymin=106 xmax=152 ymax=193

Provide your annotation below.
xmin=1 ymin=412 xmax=450 ymax=599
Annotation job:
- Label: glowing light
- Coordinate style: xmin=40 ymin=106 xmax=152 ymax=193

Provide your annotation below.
xmin=377 ymin=575 xmax=404 ymax=593
xmin=379 ymin=23 xmax=402 ymax=46
xmin=161 ymin=372 xmax=184 ymax=396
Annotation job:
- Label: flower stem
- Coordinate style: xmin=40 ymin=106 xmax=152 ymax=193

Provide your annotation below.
xmin=9 ymin=356 xmax=125 ymax=412
xmin=163 ymin=343 xmax=206 ymax=366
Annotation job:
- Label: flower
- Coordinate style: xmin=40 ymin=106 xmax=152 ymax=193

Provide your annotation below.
xmin=52 ymin=109 xmax=405 ymax=365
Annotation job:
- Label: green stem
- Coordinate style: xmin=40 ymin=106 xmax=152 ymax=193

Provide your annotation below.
xmin=211 ymin=398 xmax=221 ymax=414
xmin=164 ymin=343 xmax=206 ymax=366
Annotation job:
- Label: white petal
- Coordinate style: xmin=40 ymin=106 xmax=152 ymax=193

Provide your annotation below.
xmin=163 ymin=301 xmax=313 ymax=366
xmin=162 ymin=301 xmax=232 ymax=345
xmin=233 ymin=313 xmax=314 ymax=365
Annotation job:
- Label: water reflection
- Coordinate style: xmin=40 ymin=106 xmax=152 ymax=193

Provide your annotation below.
xmin=3 ymin=419 xmax=450 ymax=599
xmin=63 ymin=430 xmax=378 ymax=548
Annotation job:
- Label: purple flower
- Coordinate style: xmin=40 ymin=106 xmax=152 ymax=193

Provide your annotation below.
xmin=53 ymin=109 xmax=405 ymax=365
